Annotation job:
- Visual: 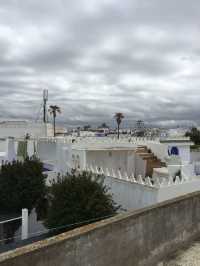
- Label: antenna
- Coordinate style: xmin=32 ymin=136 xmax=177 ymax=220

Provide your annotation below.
xmin=43 ymin=89 xmax=48 ymax=123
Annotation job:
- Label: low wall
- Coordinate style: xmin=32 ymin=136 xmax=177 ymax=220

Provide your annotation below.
xmin=1 ymin=192 xmax=200 ymax=266
xmin=191 ymin=151 xmax=200 ymax=162
xmin=157 ymin=179 xmax=200 ymax=202
xmin=104 ymin=175 xmax=157 ymax=210
xmin=104 ymin=175 xmax=200 ymax=211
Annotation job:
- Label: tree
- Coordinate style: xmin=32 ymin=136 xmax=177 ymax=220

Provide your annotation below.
xmin=98 ymin=123 xmax=109 ymax=128
xmin=83 ymin=125 xmax=91 ymax=131
xmin=0 ymin=158 xmax=47 ymax=215
xmin=45 ymin=171 xmax=118 ymax=229
xmin=135 ymin=120 xmax=145 ymax=137
xmin=185 ymin=127 xmax=200 ymax=145
xmin=114 ymin=112 xmax=124 ymax=139
xmin=49 ymin=105 xmax=61 ymax=137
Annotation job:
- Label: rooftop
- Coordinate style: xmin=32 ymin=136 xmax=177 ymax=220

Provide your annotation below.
xmin=163 ymin=239 xmax=200 ymax=266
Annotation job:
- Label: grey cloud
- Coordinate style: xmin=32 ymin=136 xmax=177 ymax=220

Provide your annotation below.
xmin=0 ymin=0 xmax=200 ymax=126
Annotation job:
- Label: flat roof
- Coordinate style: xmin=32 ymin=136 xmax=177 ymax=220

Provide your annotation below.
xmin=72 ymin=146 xmax=137 ymax=151
xmin=160 ymin=139 xmax=193 ymax=144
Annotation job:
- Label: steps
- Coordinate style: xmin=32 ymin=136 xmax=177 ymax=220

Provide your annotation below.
xmin=135 ymin=146 xmax=166 ymax=177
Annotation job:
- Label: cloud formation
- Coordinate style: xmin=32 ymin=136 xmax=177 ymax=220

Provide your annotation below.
xmin=0 ymin=0 xmax=200 ymax=127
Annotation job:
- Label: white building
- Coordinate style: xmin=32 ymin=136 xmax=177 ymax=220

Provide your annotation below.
xmin=0 ymin=121 xmax=53 ymax=138
xmin=28 ymin=135 xmax=200 ymax=211
xmin=1 ymin=134 xmax=199 ymax=212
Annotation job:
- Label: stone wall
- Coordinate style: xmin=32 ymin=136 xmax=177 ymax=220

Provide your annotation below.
xmin=1 ymin=192 xmax=200 ymax=266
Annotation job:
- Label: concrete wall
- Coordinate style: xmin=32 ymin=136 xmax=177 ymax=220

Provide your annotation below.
xmin=135 ymin=154 xmax=146 ymax=177
xmin=1 ymin=192 xmax=200 ymax=266
xmin=147 ymin=141 xmax=191 ymax=164
xmin=0 ymin=140 xmax=6 ymax=152
xmin=191 ymin=151 xmax=200 ymax=162
xmin=157 ymin=179 xmax=200 ymax=202
xmin=0 ymin=123 xmax=53 ymax=138
xmin=104 ymin=176 xmax=157 ymax=211
xmin=146 ymin=141 xmax=167 ymax=162
xmin=86 ymin=150 xmax=135 ymax=175
xmin=37 ymin=141 xmax=57 ymax=161
xmin=174 ymin=145 xmax=190 ymax=164
xmin=104 ymin=175 xmax=200 ymax=211
xmin=71 ymin=149 xmax=86 ymax=170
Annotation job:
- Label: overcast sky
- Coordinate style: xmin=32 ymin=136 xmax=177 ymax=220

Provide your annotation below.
xmin=0 ymin=0 xmax=199 ymax=127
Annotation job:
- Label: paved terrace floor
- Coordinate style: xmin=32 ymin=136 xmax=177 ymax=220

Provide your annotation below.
xmin=160 ymin=239 xmax=200 ymax=266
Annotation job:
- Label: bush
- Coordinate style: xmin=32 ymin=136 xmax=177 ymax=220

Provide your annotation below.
xmin=45 ymin=171 xmax=118 ymax=229
xmin=0 ymin=157 xmax=47 ymax=214
xmin=185 ymin=127 xmax=200 ymax=145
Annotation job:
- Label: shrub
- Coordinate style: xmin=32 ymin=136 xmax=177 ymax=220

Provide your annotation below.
xmin=45 ymin=171 xmax=118 ymax=229
xmin=0 ymin=157 xmax=47 ymax=214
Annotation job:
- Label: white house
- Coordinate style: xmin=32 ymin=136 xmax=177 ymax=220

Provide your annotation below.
xmin=27 ymin=135 xmax=200 ymax=212
xmin=0 ymin=121 xmax=53 ymax=138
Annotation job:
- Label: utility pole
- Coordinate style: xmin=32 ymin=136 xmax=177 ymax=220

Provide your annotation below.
xmin=43 ymin=89 xmax=48 ymax=123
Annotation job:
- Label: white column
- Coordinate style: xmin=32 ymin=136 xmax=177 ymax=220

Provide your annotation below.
xmin=80 ymin=150 xmax=87 ymax=170
xmin=6 ymin=137 xmax=16 ymax=162
xmin=55 ymin=137 xmax=64 ymax=173
xmin=21 ymin=208 xmax=28 ymax=240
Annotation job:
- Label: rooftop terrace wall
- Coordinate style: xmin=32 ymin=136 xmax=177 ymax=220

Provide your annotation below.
xmin=1 ymin=191 xmax=200 ymax=266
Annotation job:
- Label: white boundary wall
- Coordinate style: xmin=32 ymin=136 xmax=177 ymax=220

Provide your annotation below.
xmin=86 ymin=165 xmax=200 ymax=211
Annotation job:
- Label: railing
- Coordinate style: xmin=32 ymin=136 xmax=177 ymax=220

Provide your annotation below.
xmin=0 ymin=209 xmax=28 ymax=241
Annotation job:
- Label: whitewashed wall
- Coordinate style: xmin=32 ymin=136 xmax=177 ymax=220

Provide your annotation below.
xmin=147 ymin=141 xmax=191 ymax=164
xmin=0 ymin=122 xmax=53 ymax=138
xmin=157 ymin=179 xmax=200 ymax=202
xmin=191 ymin=151 xmax=200 ymax=162
xmin=146 ymin=141 xmax=167 ymax=162
xmin=37 ymin=141 xmax=57 ymax=161
xmin=173 ymin=145 xmax=190 ymax=163
xmin=71 ymin=149 xmax=87 ymax=171
xmin=135 ymin=154 xmax=146 ymax=177
xmin=104 ymin=175 xmax=200 ymax=211
xmin=0 ymin=139 xmax=6 ymax=152
xmin=104 ymin=176 xmax=157 ymax=211
xmin=86 ymin=150 xmax=135 ymax=175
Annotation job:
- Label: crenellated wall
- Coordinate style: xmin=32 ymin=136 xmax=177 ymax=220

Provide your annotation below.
xmin=86 ymin=164 xmax=200 ymax=210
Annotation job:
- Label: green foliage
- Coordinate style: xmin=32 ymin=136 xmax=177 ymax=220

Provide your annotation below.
xmin=98 ymin=123 xmax=109 ymax=128
xmin=48 ymin=105 xmax=61 ymax=137
xmin=114 ymin=112 xmax=125 ymax=139
xmin=83 ymin=125 xmax=91 ymax=131
xmin=185 ymin=127 xmax=200 ymax=145
xmin=191 ymin=144 xmax=200 ymax=150
xmin=0 ymin=158 xmax=47 ymax=215
xmin=45 ymin=171 xmax=118 ymax=229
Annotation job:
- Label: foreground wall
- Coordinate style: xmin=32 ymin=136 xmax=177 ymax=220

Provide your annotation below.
xmin=1 ymin=192 xmax=200 ymax=266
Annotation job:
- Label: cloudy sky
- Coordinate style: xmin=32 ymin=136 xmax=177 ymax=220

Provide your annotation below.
xmin=0 ymin=0 xmax=199 ymax=127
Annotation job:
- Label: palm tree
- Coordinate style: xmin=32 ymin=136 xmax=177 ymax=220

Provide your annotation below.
xmin=114 ymin=112 xmax=124 ymax=139
xmin=49 ymin=105 xmax=61 ymax=137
